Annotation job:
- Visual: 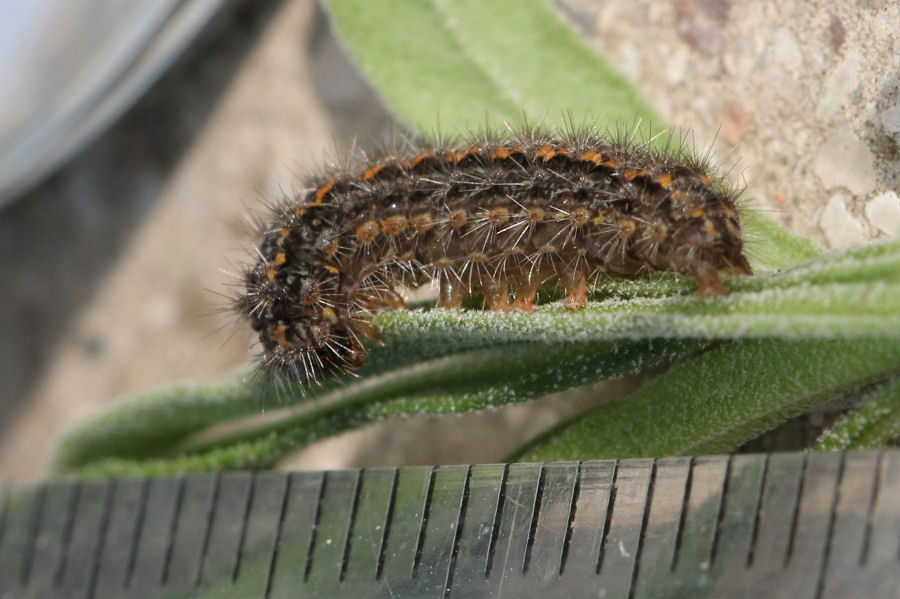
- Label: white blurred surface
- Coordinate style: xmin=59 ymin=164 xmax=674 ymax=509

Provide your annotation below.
xmin=0 ymin=0 xmax=223 ymax=205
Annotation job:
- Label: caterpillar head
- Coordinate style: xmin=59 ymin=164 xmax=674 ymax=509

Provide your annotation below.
xmin=241 ymin=262 xmax=363 ymax=385
xmin=660 ymin=172 xmax=753 ymax=279
xmin=255 ymin=311 xmax=364 ymax=384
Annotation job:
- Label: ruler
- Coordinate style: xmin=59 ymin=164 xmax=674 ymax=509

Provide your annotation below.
xmin=1 ymin=450 xmax=897 ymax=598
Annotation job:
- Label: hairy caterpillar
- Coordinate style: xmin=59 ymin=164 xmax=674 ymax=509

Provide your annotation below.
xmin=236 ymin=127 xmax=752 ymax=384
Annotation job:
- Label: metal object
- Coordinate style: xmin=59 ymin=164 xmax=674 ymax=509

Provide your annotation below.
xmin=1 ymin=450 xmax=897 ymax=598
xmin=0 ymin=0 xmax=225 ymax=206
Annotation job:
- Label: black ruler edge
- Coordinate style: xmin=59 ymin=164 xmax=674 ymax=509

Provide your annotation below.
xmin=0 ymin=450 xmax=898 ymax=599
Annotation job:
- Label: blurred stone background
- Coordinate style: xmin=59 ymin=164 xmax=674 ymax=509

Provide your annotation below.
xmin=561 ymin=0 xmax=900 ymax=248
xmin=0 ymin=0 xmax=898 ymax=479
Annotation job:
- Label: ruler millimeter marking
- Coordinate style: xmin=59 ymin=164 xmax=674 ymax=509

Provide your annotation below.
xmin=1 ymin=451 xmax=898 ymax=598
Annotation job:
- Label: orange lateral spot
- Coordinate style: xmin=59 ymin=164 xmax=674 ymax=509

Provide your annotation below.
xmin=314 ymin=181 xmax=335 ymax=204
xmin=704 ymin=219 xmax=718 ymax=240
xmin=266 ymin=267 xmax=278 ymax=282
xmin=692 ymin=208 xmax=705 ymax=218
xmin=324 ymin=264 xmax=340 ymax=274
xmin=592 ymin=214 xmax=606 ymax=225
xmin=491 ymin=146 xmax=513 ymax=159
xmin=363 ymin=163 xmax=386 ymax=180
xmin=447 ymin=146 xmax=478 ymax=163
xmin=600 ymin=159 xmax=618 ymax=168
xmin=580 ymin=149 xmax=599 ymax=161
xmin=655 ymin=173 xmax=673 ymax=188
xmin=408 ymin=152 xmax=432 ymax=168
xmin=271 ymin=325 xmax=289 ymax=346
xmin=536 ymin=144 xmax=556 ymax=161
xmin=624 ymin=169 xmax=650 ymax=181
xmin=294 ymin=207 xmax=307 ymax=218
xmin=699 ymin=173 xmax=711 ymax=185
xmin=355 ymin=220 xmax=380 ymax=244
xmin=322 ymin=306 xmax=338 ymax=323
xmin=280 ymin=226 xmax=291 ymax=238
xmin=273 ymin=252 xmax=286 ymax=266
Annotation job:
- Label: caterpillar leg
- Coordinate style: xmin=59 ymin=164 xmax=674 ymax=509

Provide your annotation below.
xmin=563 ymin=275 xmax=587 ymax=309
xmin=439 ymin=271 xmax=464 ymax=309
xmin=349 ymin=318 xmax=382 ymax=346
xmin=379 ymin=288 xmax=408 ymax=310
xmin=483 ymin=277 xmax=515 ymax=312
xmin=694 ymin=268 xmax=730 ymax=298
xmin=512 ymin=277 xmax=540 ymax=312
xmin=555 ymin=263 xmax=587 ymax=310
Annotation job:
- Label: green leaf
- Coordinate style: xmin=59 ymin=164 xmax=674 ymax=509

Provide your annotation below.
xmin=512 ymin=339 xmax=900 ymax=462
xmin=815 ymin=377 xmax=900 ymax=451
xmin=53 ymin=239 xmax=900 ymax=476
xmin=56 ymin=339 xmax=704 ymax=477
xmin=740 ymin=209 xmax=822 ymax=271
xmin=322 ymin=0 xmax=662 ymax=134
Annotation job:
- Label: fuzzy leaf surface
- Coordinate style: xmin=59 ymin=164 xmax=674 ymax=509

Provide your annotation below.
xmin=514 ymin=338 xmax=900 ymax=461
xmin=53 ymin=240 xmax=900 ymax=476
